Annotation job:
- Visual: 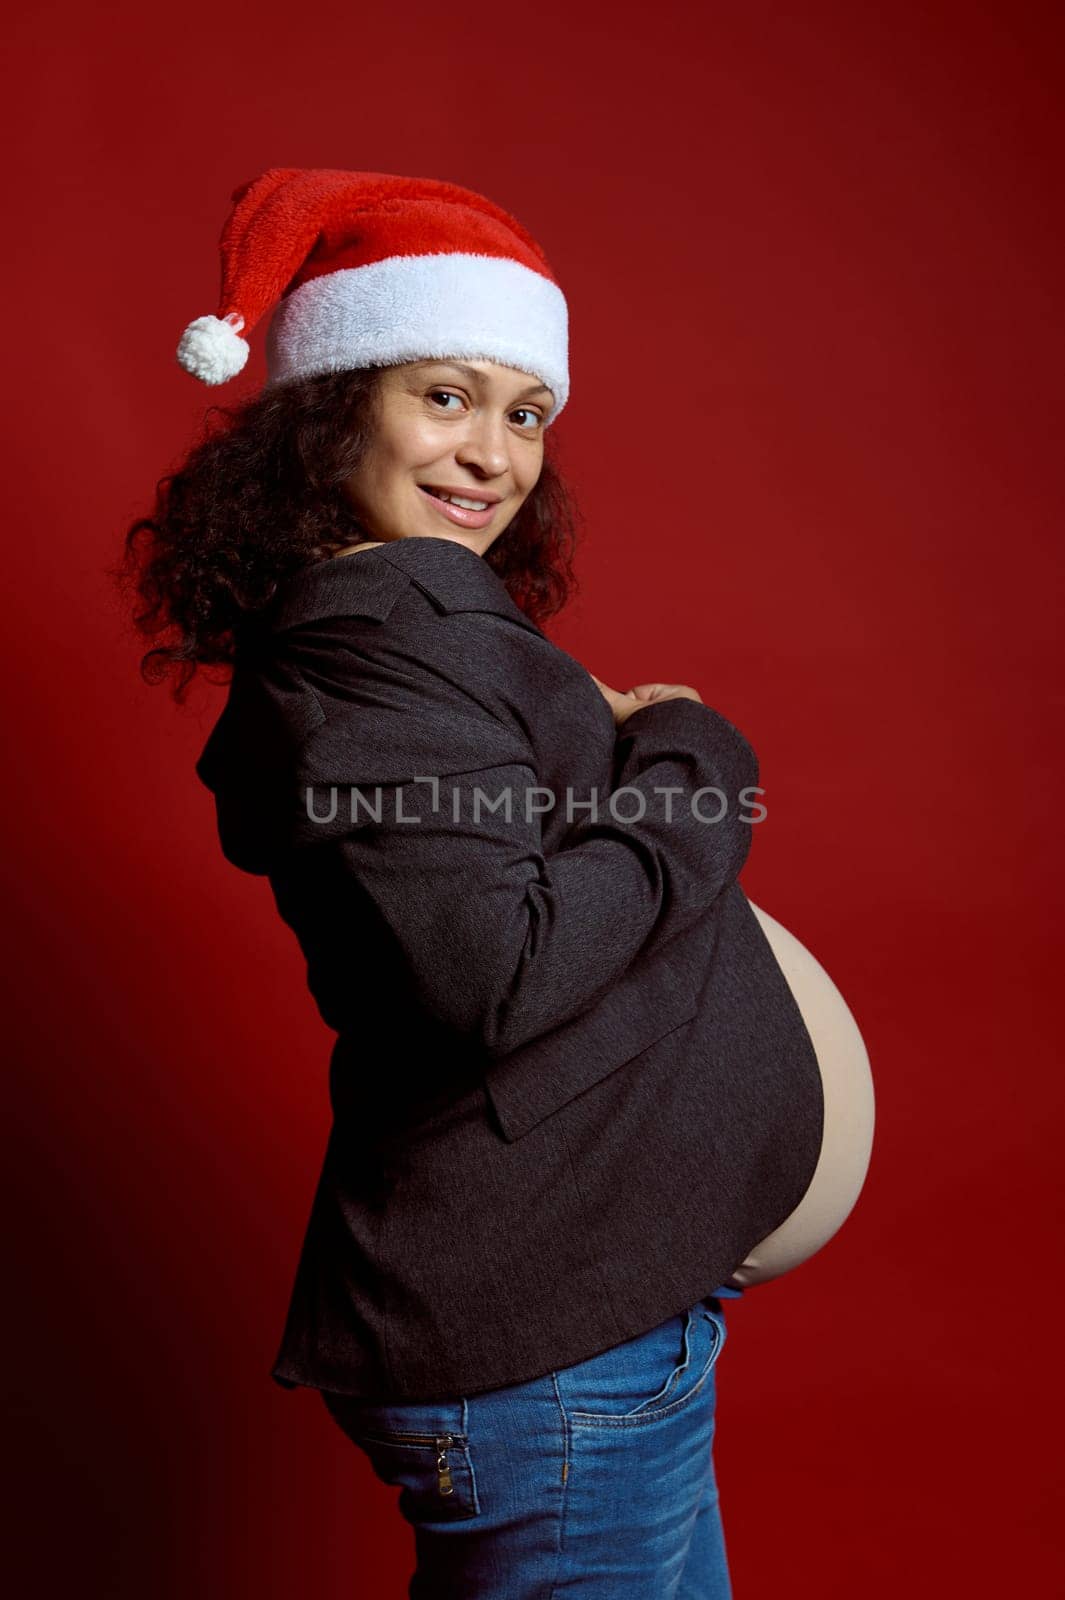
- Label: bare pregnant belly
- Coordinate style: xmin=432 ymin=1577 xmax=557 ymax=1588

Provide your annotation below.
xmin=725 ymin=902 xmax=876 ymax=1287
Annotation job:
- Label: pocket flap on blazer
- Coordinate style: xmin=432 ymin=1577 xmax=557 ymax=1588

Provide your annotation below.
xmin=483 ymin=956 xmax=700 ymax=1142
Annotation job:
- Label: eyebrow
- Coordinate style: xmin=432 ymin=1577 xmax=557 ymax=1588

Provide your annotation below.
xmin=417 ymin=359 xmax=553 ymax=400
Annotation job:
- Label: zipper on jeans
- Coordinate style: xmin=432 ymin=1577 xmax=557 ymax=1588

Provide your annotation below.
xmin=360 ymin=1430 xmax=457 ymax=1496
xmin=434 ymin=1437 xmax=455 ymax=1495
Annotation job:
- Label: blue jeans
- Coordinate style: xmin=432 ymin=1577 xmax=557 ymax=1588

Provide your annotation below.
xmin=320 ymin=1293 xmax=733 ymax=1597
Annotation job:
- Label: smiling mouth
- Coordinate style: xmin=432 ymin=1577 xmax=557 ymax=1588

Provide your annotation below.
xmin=422 ymin=489 xmax=489 ymax=508
xmin=420 ymin=487 xmax=497 ymax=510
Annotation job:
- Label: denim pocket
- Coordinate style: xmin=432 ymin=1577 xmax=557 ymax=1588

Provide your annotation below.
xmin=320 ymin=1391 xmax=481 ymax=1522
xmin=557 ymin=1298 xmax=727 ymax=1428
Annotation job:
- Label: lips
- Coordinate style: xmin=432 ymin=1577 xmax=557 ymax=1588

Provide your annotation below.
xmin=417 ymin=484 xmax=499 ymax=529
xmin=419 ymin=486 xmax=500 ymax=507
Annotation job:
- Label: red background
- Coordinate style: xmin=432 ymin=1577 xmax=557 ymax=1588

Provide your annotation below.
xmin=4 ymin=1 xmax=1062 ymax=1593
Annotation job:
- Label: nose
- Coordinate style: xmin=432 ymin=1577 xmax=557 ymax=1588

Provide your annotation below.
xmin=454 ymin=410 xmax=510 ymax=479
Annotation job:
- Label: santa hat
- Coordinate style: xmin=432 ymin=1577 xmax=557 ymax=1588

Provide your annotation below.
xmin=175 ymin=167 xmax=569 ymax=424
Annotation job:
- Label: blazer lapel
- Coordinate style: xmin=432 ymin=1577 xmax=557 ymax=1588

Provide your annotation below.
xmin=262 ymin=537 xmax=547 ymax=640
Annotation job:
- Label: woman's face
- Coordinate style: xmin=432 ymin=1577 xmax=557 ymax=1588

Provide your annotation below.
xmin=341 ymin=358 xmax=552 ymax=554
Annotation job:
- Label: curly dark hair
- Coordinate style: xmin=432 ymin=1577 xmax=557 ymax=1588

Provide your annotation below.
xmin=116 ymin=366 xmax=583 ymax=703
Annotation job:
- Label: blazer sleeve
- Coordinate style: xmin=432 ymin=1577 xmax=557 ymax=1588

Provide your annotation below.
xmin=288 ymin=672 xmax=759 ymax=1061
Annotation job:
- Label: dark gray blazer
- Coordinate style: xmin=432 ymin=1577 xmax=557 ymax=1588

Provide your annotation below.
xmin=196 ymin=534 xmax=824 ymax=1403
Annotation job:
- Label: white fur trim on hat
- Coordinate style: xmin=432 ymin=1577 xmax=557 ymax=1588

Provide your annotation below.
xmin=264 ymin=253 xmax=569 ymax=422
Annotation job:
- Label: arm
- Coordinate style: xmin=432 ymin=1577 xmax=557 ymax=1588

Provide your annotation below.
xmin=290 ymin=673 xmax=759 ymax=1061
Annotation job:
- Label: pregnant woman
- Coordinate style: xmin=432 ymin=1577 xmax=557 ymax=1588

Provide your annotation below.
xmin=125 ymin=168 xmax=874 ymax=1598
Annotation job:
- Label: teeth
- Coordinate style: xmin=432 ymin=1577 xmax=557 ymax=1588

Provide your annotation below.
xmin=426 ymin=489 xmax=490 ymax=511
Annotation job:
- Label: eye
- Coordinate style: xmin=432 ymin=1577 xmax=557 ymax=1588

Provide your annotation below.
xmin=428 ymin=389 xmax=464 ymax=411
xmin=510 ymin=407 xmax=543 ymax=430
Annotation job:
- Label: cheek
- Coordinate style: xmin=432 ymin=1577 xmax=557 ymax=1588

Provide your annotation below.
xmin=381 ymin=411 xmax=449 ymax=471
xmin=359 ymin=450 xmax=417 ymax=503
xmin=518 ymin=448 xmax=545 ymax=492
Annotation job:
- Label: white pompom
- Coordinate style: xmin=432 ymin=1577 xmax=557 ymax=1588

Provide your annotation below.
xmin=176 ymin=313 xmax=250 ymax=385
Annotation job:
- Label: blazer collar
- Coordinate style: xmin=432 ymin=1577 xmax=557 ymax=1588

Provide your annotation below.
xmin=261 ymin=536 xmax=546 ymax=639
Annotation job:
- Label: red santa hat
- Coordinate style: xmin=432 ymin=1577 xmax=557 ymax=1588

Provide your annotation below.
xmin=175 ymin=167 xmax=570 ymax=424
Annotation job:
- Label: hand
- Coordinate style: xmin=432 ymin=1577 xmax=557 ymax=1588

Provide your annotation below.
xmin=588 ymin=674 xmax=704 ymax=728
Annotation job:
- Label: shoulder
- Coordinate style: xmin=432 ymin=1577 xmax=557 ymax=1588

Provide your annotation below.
xmin=267 ymin=537 xmax=544 ymax=640
xmin=267 ymin=540 xmax=568 ymax=729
